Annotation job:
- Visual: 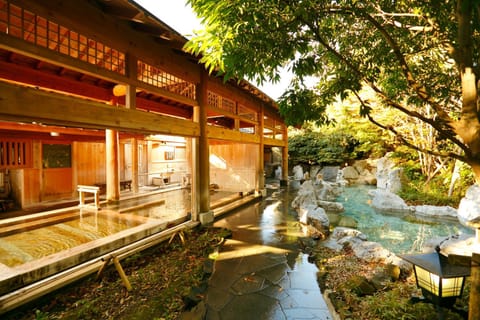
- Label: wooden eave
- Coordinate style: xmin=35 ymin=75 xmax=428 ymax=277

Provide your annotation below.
xmin=0 ymin=0 xmax=284 ymax=140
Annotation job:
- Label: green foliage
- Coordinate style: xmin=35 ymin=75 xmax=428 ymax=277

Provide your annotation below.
xmin=356 ymin=285 xmax=464 ymax=320
xmin=187 ymin=0 xmax=480 ymax=182
xmin=34 ymin=310 xmax=49 ymax=320
xmin=396 ymin=158 xmax=474 ymax=207
xmin=288 ymin=129 xmax=360 ymax=166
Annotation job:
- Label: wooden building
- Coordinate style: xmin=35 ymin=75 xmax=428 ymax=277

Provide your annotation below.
xmin=0 ymin=0 xmax=288 ymax=220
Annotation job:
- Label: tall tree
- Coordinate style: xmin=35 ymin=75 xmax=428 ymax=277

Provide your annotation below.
xmin=185 ymin=0 xmax=480 ymax=183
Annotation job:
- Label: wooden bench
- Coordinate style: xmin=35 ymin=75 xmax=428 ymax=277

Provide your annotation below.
xmin=94 ymin=180 xmax=132 ymax=194
xmin=77 ymin=185 xmax=100 ymax=209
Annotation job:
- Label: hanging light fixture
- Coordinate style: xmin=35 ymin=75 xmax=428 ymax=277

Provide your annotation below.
xmin=400 ymin=248 xmax=471 ymax=307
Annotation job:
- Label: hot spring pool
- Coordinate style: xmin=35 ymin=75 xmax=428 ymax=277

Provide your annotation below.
xmin=336 ymin=185 xmax=475 ymax=254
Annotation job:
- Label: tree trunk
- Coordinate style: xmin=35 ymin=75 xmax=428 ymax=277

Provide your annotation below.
xmin=448 ymin=160 xmax=461 ymax=197
xmin=469 ymin=253 xmax=480 ymax=320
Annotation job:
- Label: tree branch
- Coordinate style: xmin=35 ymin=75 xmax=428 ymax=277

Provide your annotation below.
xmin=299 ymin=13 xmax=470 ymax=156
xmin=366 ymin=113 xmax=467 ymax=162
xmin=355 ymin=7 xmax=454 ymax=124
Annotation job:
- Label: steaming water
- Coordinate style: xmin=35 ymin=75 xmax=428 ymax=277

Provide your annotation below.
xmin=336 ymin=185 xmax=474 ymax=254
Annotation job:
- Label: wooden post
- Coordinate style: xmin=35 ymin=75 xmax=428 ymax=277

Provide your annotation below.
xmin=131 ymin=137 xmax=139 ymax=193
xmin=113 ymin=256 xmax=132 ymax=291
xmin=257 ymin=105 xmax=265 ymax=195
xmin=197 ymin=71 xmax=210 ymax=215
xmin=106 ymin=129 xmax=120 ymax=202
xmin=187 ymin=136 xmax=198 ymax=221
xmin=125 ymin=53 xmax=137 ymax=111
xmin=469 ymin=253 xmax=480 ymax=320
xmin=281 ymin=133 xmax=289 ymax=186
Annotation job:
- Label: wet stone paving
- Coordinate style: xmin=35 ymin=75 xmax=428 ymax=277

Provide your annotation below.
xmin=204 ymin=188 xmax=333 ymax=320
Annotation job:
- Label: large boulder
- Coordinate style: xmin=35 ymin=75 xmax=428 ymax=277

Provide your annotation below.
xmin=317 ymin=200 xmax=344 ymax=213
xmin=323 ymin=227 xmax=409 ymax=270
xmin=341 ymin=161 xmax=377 ymax=185
xmin=458 ymin=184 xmax=480 ymax=228
xmin=323 ymin=227 xmax=367 ymax=251
xmin=376 ymin=156 xmax=402 ymax=193
xmin=314 ymin=180 xmax=343 ymax=201
xmin=386 ymin=168 xmax=403 ymax=193
xmin=370 ymin=189 xmax=410 ymax=214
xmin=413 ymin=205 xmax=458 ymax=220
xmin=376 ymin=156 xmax=395 ymax=190
xmin=292 ymin=165 xmax=304 ymax=180
xmin=298 ymin=204 xmax=330 ymax=237
xmin=424 ymin=234 xmax=478 ymax=257
xmin=291 ymin=180 xmax=317 ymax=209
xmin=320 ymin=166 xmax=340 ymax=182
xmin=342 ymin=166 xmax=359 ymax=180
xmin=356 ymin=169 xmax=377 ymax=185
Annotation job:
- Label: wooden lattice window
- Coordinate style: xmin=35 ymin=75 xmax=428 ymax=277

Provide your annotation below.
xmin=238 ymin=104 xmax=257 ymax=121
xmin=137 ymin=60 xmax=196 ymax=99
xmin=0 ymin=0 xmax=126 ymax=74
xmin=0 ymin=139 xmax=32 ymax=169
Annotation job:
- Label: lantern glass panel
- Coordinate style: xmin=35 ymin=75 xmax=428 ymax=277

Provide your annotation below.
xmin=415 ymin=266 xmax=440 ymax=296
xmin=415 ymin=265 xmax=465 ymax=298
xmin=441 ymin=277 xmax=464 ymax=297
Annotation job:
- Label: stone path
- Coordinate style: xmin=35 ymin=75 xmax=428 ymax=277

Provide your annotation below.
xmin=203 ymin=199 xmax=334 ymax=320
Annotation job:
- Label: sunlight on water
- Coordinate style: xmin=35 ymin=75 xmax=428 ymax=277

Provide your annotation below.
xmin=336 ymin=185 xmax=475 ymax=254
xmin=0 ymin=212 xmax=145 ymax=267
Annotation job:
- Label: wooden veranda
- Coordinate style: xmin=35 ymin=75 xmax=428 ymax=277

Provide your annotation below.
xmin=0 ymin=0 xmax=289 ymax=220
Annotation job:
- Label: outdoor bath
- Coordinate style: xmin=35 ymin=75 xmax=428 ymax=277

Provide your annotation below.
xmin=0 ymin=206 xmax=173 ymax=297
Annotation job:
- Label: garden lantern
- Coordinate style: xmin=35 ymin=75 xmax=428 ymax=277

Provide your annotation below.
xmin=400 ymin=249 xmax=470 ymax=307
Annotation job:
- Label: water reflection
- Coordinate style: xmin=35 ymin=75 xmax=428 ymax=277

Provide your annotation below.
xmin=0 ymin=210 xmax=146 ymax=267
xmin=337 ymin=185 xmax=475 ymax=253
xmin=0 ymin=189 xmax=241 ymax=269
xmin=207 ymin=184 xmax=331 ymax=319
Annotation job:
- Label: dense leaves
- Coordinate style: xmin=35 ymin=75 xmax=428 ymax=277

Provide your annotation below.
xmin=186 ymin=0 xmax=480 ymax=182
xmin=288 ymin=130 xmax=360 ymax=166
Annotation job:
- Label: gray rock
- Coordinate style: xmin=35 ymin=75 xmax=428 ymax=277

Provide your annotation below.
xmin=351 ymin=241 xmax=395 ymax=262
xmin=317 ymin=200 xmax=344 ymax=213
xmin=299 ymin=205 xmax=330 ymax=234
xmin=414 ymin=205 xmax=458 ymax=220
xmin=424 ymin=234 xmax=478 ymax=257
xmin=293 ymin=165 xmax=304 ymax=180
xmin=315 ymin=180 xmax=343 ymax=201
xmin=291 ymin=180 xmax=317 ymax=209
xmin=370 ymin=189 xmax=410 ymax=214
xmin=386 ymin=168 xmax=403 ymax=193
xmin=356 ymin=169 xmax=377 ymax=185
xmin=323 ymin=227 xmax=367 ymax=250
xmin=376 ymin=156 xmax=396 ymax=190
xmin=330 ymin=227 xmax=367 ymax=241
xmin=320 ymin=166 xmax=339 ymax=182
xmin=323 ymin=227 xmax=410 ymax=273
xmin=342 ymin=166 xmax=359 ymax=180
xmin=458 ymin=184 xmax=480 ymax=228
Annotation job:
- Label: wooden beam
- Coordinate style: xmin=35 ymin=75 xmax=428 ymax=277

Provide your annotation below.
xmin=0 ymin=59 xmax=114 ymax=101
xmin=207 ymin=126 xmax=260 ymax=144
xmin=0 ymin=82 xmax=200 ymax=137
xmin=0 ymin=33 xmax=199 ymax=108
xmin=264 ymin=137 xmax=287 ymax=147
